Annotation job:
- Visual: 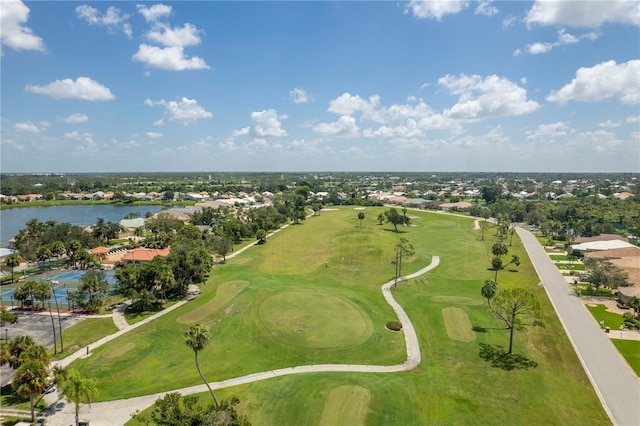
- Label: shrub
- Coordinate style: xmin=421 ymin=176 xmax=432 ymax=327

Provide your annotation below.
xmin=386 ymin=320 xmax=402 ymax=331
xmin=617 ymin=303 xmax=629 ymax=310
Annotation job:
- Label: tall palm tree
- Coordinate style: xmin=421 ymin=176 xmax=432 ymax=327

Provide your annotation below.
xmin=12 ymin=360 xmax=49 ymax=422
xmin=4 ymin=253 xmax=21 ymax=283
xmin=58 ymin=368 xmax=98 ymax=426
xmin=481 ymin=280 xmax=497 ymax=308
xmin=185 ymin=324 xmax=219 ymax=407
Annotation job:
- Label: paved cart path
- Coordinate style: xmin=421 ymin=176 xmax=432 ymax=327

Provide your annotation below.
xmin=44 ymin=257 xmax=439 ymax=425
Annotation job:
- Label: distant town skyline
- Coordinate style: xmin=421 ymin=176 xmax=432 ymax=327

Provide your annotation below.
xmin=1 ymin=1 xmax=639 ymax=173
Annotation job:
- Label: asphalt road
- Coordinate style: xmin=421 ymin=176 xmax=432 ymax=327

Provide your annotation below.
xmin=517 ymin=227 xmax=640 ymax=426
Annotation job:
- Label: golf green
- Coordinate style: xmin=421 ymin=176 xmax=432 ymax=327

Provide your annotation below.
xmin=257 ymin=290 xmax=373 ymax=349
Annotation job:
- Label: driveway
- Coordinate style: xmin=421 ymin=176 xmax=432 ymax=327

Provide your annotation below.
xmin=517 ymin=227 xmax=640 ymax=426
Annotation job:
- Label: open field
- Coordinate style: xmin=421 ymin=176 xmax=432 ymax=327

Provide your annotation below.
xmin=67 ymin=207 xmax=608 ymax=424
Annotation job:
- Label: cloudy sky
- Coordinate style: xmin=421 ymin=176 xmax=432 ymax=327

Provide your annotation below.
xmin=1 ymin=1 xmax=638 ymax=173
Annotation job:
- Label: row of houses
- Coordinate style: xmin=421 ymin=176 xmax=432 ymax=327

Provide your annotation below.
xmin=570 ymin=234 xmax=640 ymax=304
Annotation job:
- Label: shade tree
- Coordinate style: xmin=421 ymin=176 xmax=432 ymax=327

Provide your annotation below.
xmin=490 ymin=288 xmax=544 ymax=354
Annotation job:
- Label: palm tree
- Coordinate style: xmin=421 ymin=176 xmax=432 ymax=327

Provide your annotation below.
xmin=185 ymin=324 xmax=219 ymax=407
xmin=12 ymin=360 xmax=49 ymax=422
xmin=481 ymin=280 xmax=497 ymax=308
xmin=58 ymin=368 xmax=98 ymax=426
xmin=4 ymin=253 xmax=22 ymax=282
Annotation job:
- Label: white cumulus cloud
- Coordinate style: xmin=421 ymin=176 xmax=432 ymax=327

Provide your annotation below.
xmin=290 ymin=87 xmax=311 ymax=104
xmin=146 ymin=23 xmax=203 ymax=47
xmin=233 ymin=109 xmax=287 ymax=137
xmin=525 ymin=0 xmax=640 ymax=27
xmin=0 ymin=0 xmax=45 ymax=52
xmin=313 ymin=116 xmax=360 ymax=138
xmin=524 ymin=29 xmax=596 ymax=55
xmin=475 ymin=1 xmax=498 ymax=17
xmin=547 ymin=59 xmax=640 ymax=105
xmin=14 ymin=121 xmax=49 ymax=133
xmin=65 ymin=113 xmax=88 ymax=123
xmin=145 ymin=97 xmax=213 ymax=125
xmin=137 ymin=4 xmax=173 ymax=23
xmin=132 ymin=44 xmax=209 ymax=71
xmin=405 ymin=0 xmax=469 ymax=20
xmin=439 ymin=73 xmax=540 ymax=120
xmin=76 ymin=4 xmax=131 ymax=38
xmin=146 ymin=131 xmax=162 ymax=139
xmin=25 ymin=77 xmax=115 ymax=101
xmin=328 ymin=92 xmax=380 ymax=117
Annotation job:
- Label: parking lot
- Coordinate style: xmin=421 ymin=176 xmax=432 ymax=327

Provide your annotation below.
xmin=1 ymin=309 xmax=86 ymax=387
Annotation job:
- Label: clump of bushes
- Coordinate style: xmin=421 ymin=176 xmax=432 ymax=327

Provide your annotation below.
xmin=386 ymin=320 xmax=402 ymax=331
xmin=623 ymin=313 xmax=640 ymax=329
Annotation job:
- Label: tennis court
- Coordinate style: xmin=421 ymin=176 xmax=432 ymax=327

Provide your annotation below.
xmin=1 ymin=270 xmax=117 ymax=306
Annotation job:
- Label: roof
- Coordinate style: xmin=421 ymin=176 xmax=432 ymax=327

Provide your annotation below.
xmin=571 ymin=240 xmax=637 ymax=252
xmin=91 ymin=246 xmax=109 ymax=255
xmin=121 ymin=247 xmax=170 ymax=262
xmin=573 ymin=234 xmax=627 ymax=244
xmin=440 ymin=201 xmax=473 ymax=209
xmin=119 ymin=218 xmax=146 ymax=228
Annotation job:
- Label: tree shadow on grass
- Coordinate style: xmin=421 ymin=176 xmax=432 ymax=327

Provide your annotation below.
xmin=472 ymin=326 xmax=487 ymax=333
xmin=381 ymin=228 xmax=409 ymax=234
xmin=479 ymin=343 xmax=538 ymax=371
xmin=1 ymin=384 xmax=24 ymax=405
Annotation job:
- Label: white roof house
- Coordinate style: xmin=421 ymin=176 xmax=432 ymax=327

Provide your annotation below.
xmin=571 ymin=240 xmax=637 ymax=252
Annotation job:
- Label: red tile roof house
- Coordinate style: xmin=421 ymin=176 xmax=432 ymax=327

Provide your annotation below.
xmin=120 ymin=247 xmax=171 ymax=265
xmin=90 ymin=246 xmax=110 ymax=261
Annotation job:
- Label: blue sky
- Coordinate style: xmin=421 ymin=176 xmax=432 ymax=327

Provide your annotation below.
xmin=1 ymin=1 xmax=638 ymax=173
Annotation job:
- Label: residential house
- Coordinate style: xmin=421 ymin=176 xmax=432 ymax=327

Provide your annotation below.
xmin=120 ymin=247 xmax=171 ymax=265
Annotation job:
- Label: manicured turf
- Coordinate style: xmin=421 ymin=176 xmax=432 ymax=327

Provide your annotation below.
xmin=586 ymin=304 xmax=624 ymax=330
xmin=611 ymin=339 xmax=640 ymax=376
xmin=442 ymin=307 xmax=475 ymax=342
xmin=257 ymin=290 xmax=372 ymax=349
xmin=176 ymin=280 xmax=249 ymax=324
xmin=69 ymin=207 xmax=608 ymax=425
xmin=51 ymin=317 xmax=118 ymax=360
xmin=319 ymin=385 xmax=370 ymax=425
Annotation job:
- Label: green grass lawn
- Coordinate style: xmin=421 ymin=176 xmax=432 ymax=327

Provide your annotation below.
xmin=67 ymin=207 xmax=608 ymax=424
xmin=549 ymin=254 xmax=569 ymax=260
xmin=557 ymin=263 xmax=586 ymax=270
xmin=611 ymin=339 xmax=640 ymax=376
xmin=51 ymin=317 xmax=118 ymax=360
xmin=585 ymin=304 xmax=624 ymax=330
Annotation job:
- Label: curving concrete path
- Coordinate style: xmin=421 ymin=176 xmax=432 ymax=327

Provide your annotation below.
xmin=44 ymin=257 xmax=440 ymax=425
xmin=517 ymin=227 xmax=640 ymax=426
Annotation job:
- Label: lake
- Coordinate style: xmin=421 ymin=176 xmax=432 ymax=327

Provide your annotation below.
xmin=0 ymin=205 xmax=165 ymax=246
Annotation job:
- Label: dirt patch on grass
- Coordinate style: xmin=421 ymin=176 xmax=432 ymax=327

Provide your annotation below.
xmin=319 ymin=385 xmax=370 ymax=426
xmin=442 ymin=307 xmax=475 ymax=342
xmin=176 ymin=280 xmax=249 ymax=324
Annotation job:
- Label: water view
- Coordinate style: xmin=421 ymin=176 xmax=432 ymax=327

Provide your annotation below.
xmin=0 ymin=205 xmax=165 ymax=246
